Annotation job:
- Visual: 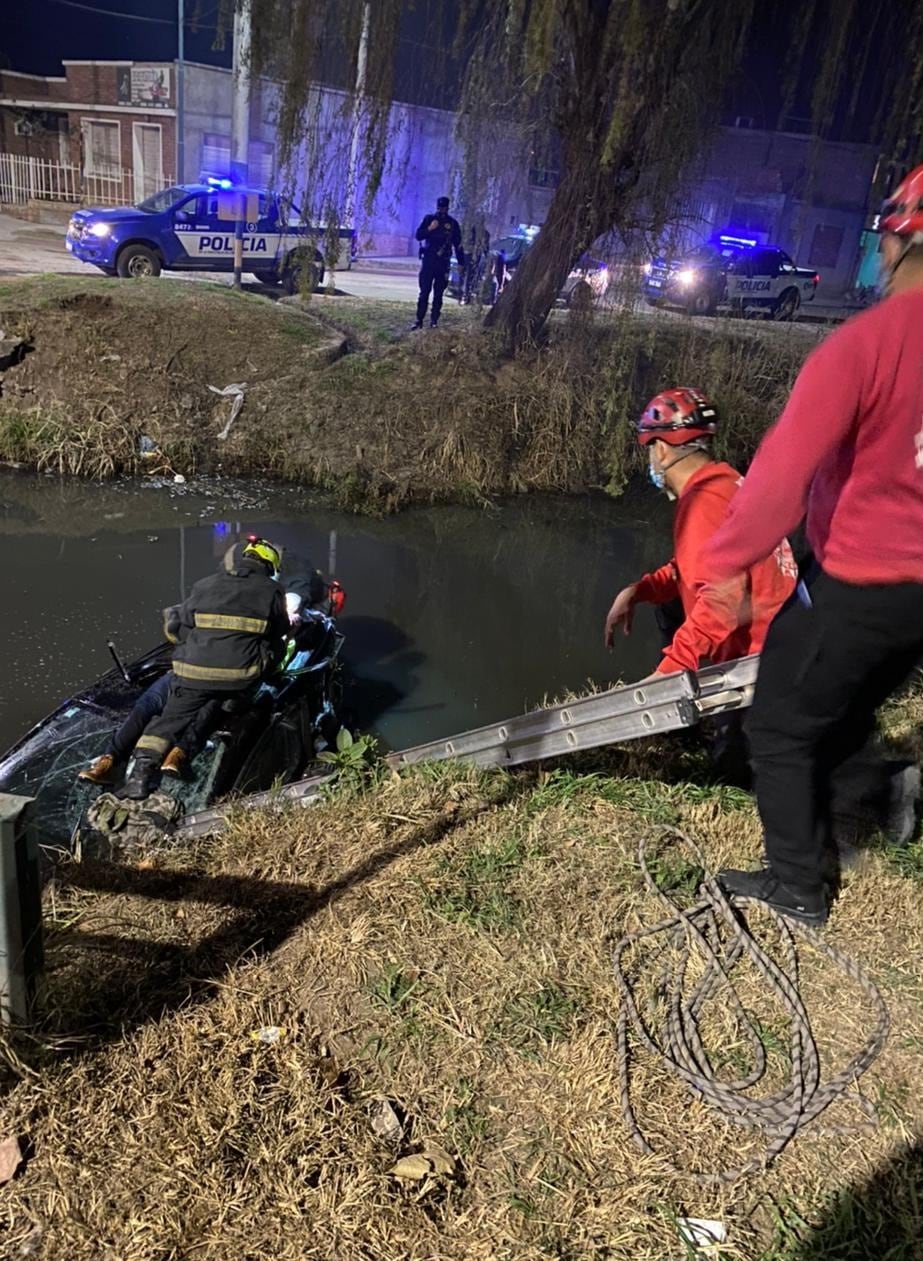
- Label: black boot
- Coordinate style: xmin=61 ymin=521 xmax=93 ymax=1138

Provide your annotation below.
xmin=717 ymin=865 xmax=828 ymax=926
xmin=123 ymin=756 xmax=157 ymax=801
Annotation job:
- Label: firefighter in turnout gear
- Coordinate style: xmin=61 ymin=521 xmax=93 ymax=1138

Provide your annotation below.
xmin=123 ymin=536 xmax=290 ymax=800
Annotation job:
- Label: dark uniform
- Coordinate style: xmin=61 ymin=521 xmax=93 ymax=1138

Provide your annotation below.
xmin=126 ymin=548 xmax=288 ymax=796
xmin=414 ymin=200 xmax=466 ymax=327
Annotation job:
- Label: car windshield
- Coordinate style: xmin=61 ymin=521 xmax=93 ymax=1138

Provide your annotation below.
xmin=684 ymin=245 xmax=720 ymax=264
xmin=137 ymin=186 xmax=188 ymax=214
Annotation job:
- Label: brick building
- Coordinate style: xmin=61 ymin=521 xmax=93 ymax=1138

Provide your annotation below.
xmin=0 ymin=57 xmax=879 ymax=289
xmin=0 ymin=61 xmax=176 ymax=200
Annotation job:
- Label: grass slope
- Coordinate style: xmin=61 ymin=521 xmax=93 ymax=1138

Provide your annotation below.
xmin=0 ymin=688 xmax=921 ymax=1260
xmin=0 ymin=277 xmax=823 ymax=512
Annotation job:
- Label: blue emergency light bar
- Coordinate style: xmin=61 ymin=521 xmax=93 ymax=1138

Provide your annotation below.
xmin=718 ymin=232 xmax=757 ymax=248
xmin=206 ymin=176 xmax=234 ymax=190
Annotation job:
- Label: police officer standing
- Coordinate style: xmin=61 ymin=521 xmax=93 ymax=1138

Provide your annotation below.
xmin=413 ymin=196 xmax=466 ymax=329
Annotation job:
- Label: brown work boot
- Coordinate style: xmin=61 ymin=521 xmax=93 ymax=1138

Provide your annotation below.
xmin=78 ymin=753 xmax=117 ymax=784
xmin=160 ymin=747 xmax=187 ymax=778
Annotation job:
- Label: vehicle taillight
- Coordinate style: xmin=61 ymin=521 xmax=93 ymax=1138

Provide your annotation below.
xmin=329 ymin=580 xmax=346 ymax=617
xmin=813 ymin=273 xmax=820 ymax=285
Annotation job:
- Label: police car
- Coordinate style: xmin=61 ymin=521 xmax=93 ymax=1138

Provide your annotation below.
xmin=644 ymin=233 xmax=819 ymax=320
xmin=448 ymin=225 xmax=609 ymax=305
xmin=65 ymin=180 xmax=353 ymax=289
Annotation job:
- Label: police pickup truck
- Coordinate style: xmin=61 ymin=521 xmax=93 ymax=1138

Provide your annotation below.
xmin=644 ymin=234 xmax=819 ymax=320
xmin=65 ymin=181 xmax=353 ymax=289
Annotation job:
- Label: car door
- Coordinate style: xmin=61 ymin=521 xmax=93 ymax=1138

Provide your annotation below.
xmin=727 ymin=248 xmax=777 ymax=302
xmin=250 ymin=193 xmax=284 ymax=271
xmin=168 ymin=191 xmax=227 ymax=269
xmin=779 ymin=250 xmax=817 ymax=299
xmin=166 ymin=192 xmax=209 ymax=267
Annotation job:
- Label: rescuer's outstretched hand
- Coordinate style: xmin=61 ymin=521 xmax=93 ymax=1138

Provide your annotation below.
xmin=604 ymin=583 xmax=639 ymax=648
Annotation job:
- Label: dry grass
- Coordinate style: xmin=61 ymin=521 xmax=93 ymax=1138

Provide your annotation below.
xmin=0 ymin=277 xmax=820 ymax=513
xmin=1 ymin=693 xmax=921 ymax=1260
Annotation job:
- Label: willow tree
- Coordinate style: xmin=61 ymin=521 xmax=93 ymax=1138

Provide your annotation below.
xmin=225 ymin=0 xmax=923 ymax=349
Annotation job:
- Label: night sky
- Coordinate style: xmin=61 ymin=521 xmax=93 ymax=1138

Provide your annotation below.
xmin=0 ymin=0 xmax=228 ymax=76
xmin=0 ymin=0 xmax=881 ymax=141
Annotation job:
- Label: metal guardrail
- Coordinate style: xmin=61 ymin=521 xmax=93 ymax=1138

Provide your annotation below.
xmin=179 ymin=656 xmax=759 ymax=839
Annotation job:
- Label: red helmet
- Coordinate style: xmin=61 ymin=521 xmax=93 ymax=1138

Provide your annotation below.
xmin=636 ymin=387 xmax=718 ymax=447
xmin=880 ymin=165 xmax=923 ymax=240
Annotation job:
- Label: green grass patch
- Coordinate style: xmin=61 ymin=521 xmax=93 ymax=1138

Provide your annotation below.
xmin=423 ymin=828 xmax=542 ymax=932
xmin=495 ymin=982 xmax=582 ymax=1055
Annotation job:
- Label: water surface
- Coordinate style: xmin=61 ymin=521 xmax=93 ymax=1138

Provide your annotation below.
xmin=0 ymin=471 xmax=673 ymax=754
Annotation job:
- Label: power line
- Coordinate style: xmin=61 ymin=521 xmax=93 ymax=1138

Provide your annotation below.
xmin=42 ymin=0 xmax=219 ymax=28
xmin=44 ymin=0 xmax=176 ymax=24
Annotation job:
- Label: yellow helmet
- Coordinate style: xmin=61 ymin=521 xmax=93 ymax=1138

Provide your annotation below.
xmin=242 ymin=535 xmax=282 ymax=575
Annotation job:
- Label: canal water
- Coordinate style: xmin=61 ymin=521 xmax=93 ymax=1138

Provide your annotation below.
xmin=0 ymin=470 xmax=673 ymax=756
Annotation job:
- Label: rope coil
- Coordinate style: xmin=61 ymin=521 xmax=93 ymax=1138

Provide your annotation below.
xmin=613 ymin=829 xmax=891 ymax=1185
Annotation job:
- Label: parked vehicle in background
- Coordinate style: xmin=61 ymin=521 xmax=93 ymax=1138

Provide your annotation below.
xmin=449 ymin=226 xmax=610 ymax=306
xmin=65 ymin=180 xmax=354 ymax=289
xmin=644 ymin=233 xmax=819 ymax=320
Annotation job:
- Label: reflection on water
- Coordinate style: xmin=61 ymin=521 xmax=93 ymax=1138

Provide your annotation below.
xmin=0 ymin=471 xmax=673 ymax=753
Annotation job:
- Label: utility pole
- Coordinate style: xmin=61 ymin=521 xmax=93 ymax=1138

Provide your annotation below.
xmin=344 ymin=1 xmax=370 ymax=269
xmin=231 ymin=0 xmax=252 ymax=289
xmin=176 ymin=0 xmax=185 ymax=182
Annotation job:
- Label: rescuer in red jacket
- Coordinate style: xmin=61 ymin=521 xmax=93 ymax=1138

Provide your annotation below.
xmin=705 ymin=164 xmax=923 ymax=926
xmin=604 ymin=387 xmax=797 ymax=675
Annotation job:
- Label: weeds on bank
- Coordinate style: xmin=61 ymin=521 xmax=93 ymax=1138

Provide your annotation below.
xmin=495 ymin=982 xmax=582 ymax=1055
xmin=423 ymin=826 xmax=542 ymax=932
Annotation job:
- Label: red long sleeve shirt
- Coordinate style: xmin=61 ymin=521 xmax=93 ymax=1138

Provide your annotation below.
xmin=635 ymin=462 xmax=797 ymax=674
xmin=706 ymin=289 xmax=923 ymax=586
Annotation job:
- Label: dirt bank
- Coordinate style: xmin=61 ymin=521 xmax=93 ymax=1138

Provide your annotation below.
xmin=0 ymin=276 xmax=823 ymax=511
xmin=1 ymin=685 xmax=921 ymax=1259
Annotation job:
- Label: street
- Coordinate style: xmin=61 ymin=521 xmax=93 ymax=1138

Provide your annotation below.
xmin=0 ymin=211 xmax=847 ymax=330
xmin=0 ymin=210 xmax=421 ymax=302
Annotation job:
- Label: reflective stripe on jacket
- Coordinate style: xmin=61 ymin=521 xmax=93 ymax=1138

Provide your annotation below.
xmin=165 ymin=557 xmax=288 ymax=691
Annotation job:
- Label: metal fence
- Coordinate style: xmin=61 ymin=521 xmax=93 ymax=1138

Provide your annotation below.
xmin=0 ymin=152 xmax=173 ymax=209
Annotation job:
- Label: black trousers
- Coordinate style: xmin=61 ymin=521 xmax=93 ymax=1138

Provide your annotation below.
xmin=748 ymin=569 xmax=923 ymax=893
xmin=134 ymin=679 xmax=234 ymax=764
xmin=417 ymin=257 xmax=449 ymax=324
xmin=109 ymin=673 xmax=219 ymax=762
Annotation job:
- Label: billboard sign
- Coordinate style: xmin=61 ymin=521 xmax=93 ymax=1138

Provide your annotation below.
xmin=117 ymin=65 xmax=172 ymax=109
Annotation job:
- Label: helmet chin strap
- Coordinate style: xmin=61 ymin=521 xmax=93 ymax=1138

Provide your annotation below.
xmin=651 ymin=444 xmax=706 ymax=501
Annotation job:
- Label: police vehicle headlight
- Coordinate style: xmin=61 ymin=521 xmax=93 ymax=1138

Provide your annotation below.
xmin=88 ymin=222 xmax=112 ymax=238
xmin=677 ymin=268 xmax=697 ymax=287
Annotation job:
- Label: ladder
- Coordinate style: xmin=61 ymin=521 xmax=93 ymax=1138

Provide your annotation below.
xmin=178 ymin=655 xmax=759 ymax=838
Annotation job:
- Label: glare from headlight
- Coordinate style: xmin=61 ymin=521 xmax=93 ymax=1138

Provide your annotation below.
xmin=677 ymin=268 xmax=697 ymax=287
xmin=88 ymin=222 xmax=112 ymax=238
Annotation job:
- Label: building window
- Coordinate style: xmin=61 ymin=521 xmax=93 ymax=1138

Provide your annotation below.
xmin=202 ymin=132 xmax=231 ymax=176
xmin=249 ymin=139 xmax=274 ymax=188
xmin=808 ymin=223 xmax=844 ymax=270
xmin=82 ymin=119 xmax=120 ymax=175
xmin=201 ymin=133 xmax=274 ymax=186
xmin=528 ymin=166 xmax=559 ymax=190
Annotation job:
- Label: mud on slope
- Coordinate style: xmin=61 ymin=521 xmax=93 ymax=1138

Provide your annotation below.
xmin=0 ymin=276 xmax=820 ymax=511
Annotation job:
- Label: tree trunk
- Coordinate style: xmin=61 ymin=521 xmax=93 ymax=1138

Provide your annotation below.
xmin=483 ymin=133 xmax=631 ymax=350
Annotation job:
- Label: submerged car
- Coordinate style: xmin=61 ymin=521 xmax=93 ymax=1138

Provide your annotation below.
xmin=65 ymin=180 xmax=354 ymax=290
xmin=0 ymin=603 xmax=346 ymax=850
xmin=448 ymin=231 xmax=610 ymax=306
xmin=644 ymin=234 xmax=819 ymax=320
